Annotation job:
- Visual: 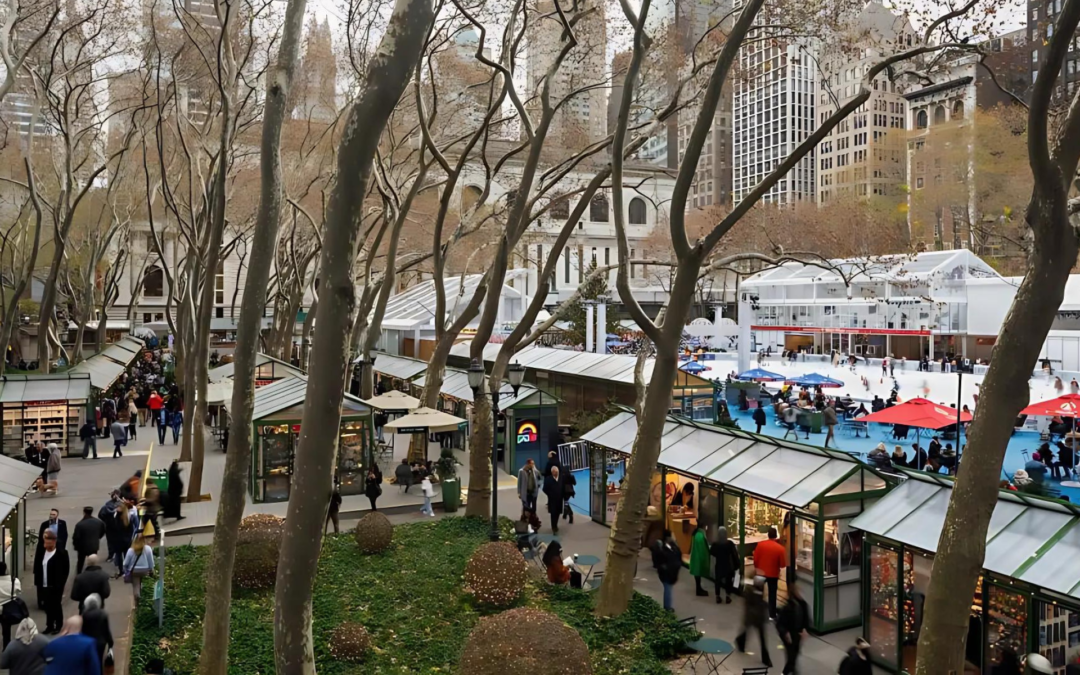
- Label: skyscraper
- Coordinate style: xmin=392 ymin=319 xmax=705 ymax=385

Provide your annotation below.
xmin=815 ymin=1 xmax=915 ymax=204
xmin=732 ymin=35 xmax=818 ymax=205
xmin=527 ymin=0 xmax=607 ymax=147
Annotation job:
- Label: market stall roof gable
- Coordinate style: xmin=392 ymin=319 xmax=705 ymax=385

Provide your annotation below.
xmin=369 ymin=353 xmax=429 ymax=382
xmin=850 ymin=470 xmax=1080 ymax=601
xmin=378 ymin=275 xmax=521 ymax=331
xmin=0 ymin=453 xmax=46 ymax=523
xmin=251 ymin=375 xmax=370 ymax=422
xmin=412 ymin=367 xmax=557 ymax=409
xmin=68 ymin=336 xmax=146 ymax=390
xmin=581 ymin=409 xmax=879 ymax=508
xmin=209 ymin=353 xmax=306 ymax=384
xmin=0 ymin=373 xmax=92 ymax=403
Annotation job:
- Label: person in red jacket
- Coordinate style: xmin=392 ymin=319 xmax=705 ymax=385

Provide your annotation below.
xmin=147 ymin=391 xmax=163 ymax=427
xmin=753 ymin=526 xmax=787 ymax=620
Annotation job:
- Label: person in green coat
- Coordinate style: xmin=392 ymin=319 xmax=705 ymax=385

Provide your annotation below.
xmin=689 ymin=527 xmax=710 ymax=597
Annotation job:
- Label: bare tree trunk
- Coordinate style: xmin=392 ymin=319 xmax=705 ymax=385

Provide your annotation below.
xmin=300 ymin=292 xmax=316 ymax=370
xmin=197 ymin=0 xmax=308 ymax=668
xmin=0 ymin=161 xmax=43 ymax=377
xmin=272 ymin=0 xmax=432 ymax=669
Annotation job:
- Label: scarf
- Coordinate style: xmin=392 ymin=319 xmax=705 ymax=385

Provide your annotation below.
xmin=15 ymin=618 xmax=38 ymax=645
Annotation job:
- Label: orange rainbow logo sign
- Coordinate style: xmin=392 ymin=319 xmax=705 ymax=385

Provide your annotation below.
xmin=517 ymin=422 xmax=538 ymax=444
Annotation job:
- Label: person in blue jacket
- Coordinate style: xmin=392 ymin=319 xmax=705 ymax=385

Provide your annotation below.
xmin=43 ymin=616 xmax=100 ymax=675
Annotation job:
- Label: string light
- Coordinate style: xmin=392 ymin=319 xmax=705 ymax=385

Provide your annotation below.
xmin=329 ymin=622 xmax=371 ymax=663
xmin=460 ymin=608 xmax=592 ymax=675
xmin=234 ymin=514 xmax=284 ymax=590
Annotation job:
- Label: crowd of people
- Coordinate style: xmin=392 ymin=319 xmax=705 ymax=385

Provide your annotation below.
xmin=0 ymin=461 xmax=184 ymax=674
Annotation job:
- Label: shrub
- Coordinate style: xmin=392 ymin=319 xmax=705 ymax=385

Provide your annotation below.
xmin=459 ymin=608 xmax=591 ymax=675
xmin=234 ymin=514 xmax=284 ymax=589
xmin=464 ymin=541 xmax=527 ymax=607
xmin=328 ymin=622 xmax=371 ymax=663
xmin=354 ymin=511 xmax=393 ymax=554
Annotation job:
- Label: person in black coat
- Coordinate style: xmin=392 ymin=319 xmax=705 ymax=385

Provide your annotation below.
xmin=33 ymin=529 xmax=69 ymax=634
xmin=70 ymin=554 xmax=111 ymax=612
xmin=709 ymin=526 xmax=740 ymax=604
xmin=80 ymin=593 xmax=113 ymax=666
xmin=655 ymin=531 xmax=681 ymax=612
xmin=72 ymin=507 xmax=105 ymax=574
xmin=37 ymin=509 xmax=68 ymax=552
xmin=560 ymin=471 xmax=576 ymax=524
xmin=752 ymin=406 xmax=767 ymax=434
xmin=543 ymin=450 xmax=561 ymax=477
xmin=777 ymin=583 xmax=810 ymax=675
xmin=163 ymin=461 xmax=184 ymax=521
xmin=542 ymin=467 xmax=564 ymax=534
xmin=838 ymin=638 xmax=873 ymax=675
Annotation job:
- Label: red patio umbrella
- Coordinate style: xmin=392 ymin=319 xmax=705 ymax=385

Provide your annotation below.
xmin=1020 ymin=394 xmax=1080 ymax=418
xmin=859 ymin=397 xmax=973 ymax=430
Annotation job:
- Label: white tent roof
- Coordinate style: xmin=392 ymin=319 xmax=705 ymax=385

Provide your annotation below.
xmin=741 ymin=250 xmax=1001 ymax=288
xmin=0 ymin=454 xmax=44 ymax=524
xmin=251 ymin=374 xmax=370 ymax=421
xmin=369 ymin=353 xmax=429 ymax=381
xmin=208 ymin=353 xmax=306 ymax=384
xmin=361 ymin=389 xmax=420 ymax=412
xmin=851 ymin=471 xmax=1080 ymax=599
xmin=582 ymin=411 xmax=880 ymax=508
xmin=378 ymin=276 xmax=521 ymax=332
xmin=383 ymin=406 xmax=465 ymax=433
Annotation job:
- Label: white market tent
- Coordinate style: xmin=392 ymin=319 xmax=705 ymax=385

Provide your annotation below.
xmin=851 ymin=470 xmax=1080 ymax=600
xmin=582 ymin=410 xmax=883 ymax=508
xmin=361 ymin=390 xmax=420 ymax=413
xmin=383 ymin=407 xmax=466 ymax=433
xmin=740 ymin=249 xmax=1001 ymax=290
xmin=452 ymin=343 xmax=668 ymax=386
xmin=69 ymin=336 xmax=146 ymax=390
xmin=377 ymin=275 xmax=521 ymax=332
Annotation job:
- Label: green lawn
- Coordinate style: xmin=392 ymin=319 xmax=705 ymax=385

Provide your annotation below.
xmin=130 ymin=517 xmax=696 ymax=674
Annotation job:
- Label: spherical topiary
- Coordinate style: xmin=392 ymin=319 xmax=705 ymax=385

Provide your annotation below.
xmin=460 ymin=608 xmax=591 ymax=675
xmin=354 ymin=511 xmax=393 ymax=555
xmin=328 ymin=622 xmax=371 ymax=663
xmin=233 ymin=514 xmax=284 ymax=590
xmin=464 ymin=541 xmax=527 ymax=607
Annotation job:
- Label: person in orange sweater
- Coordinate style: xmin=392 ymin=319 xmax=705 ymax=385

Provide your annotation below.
xmin=753 ymin=526 xmax=787 ymax=620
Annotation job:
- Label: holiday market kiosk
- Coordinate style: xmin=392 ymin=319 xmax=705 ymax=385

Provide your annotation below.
xmin=0 ymin=452 xmax=44 ymax=573
xmin=851 ymin=469 xmax=1080 ymax=674
xmin=0 ymin=373 xmax=92 ymax=458
xmin=249 ymin=375 xmax=374 ymax=503
xmin=581 ymin=409 xmax=889 ymax=633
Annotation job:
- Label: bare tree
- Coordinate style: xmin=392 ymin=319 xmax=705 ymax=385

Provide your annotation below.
xmin=272 ymin=0 xmax=433 ymax=670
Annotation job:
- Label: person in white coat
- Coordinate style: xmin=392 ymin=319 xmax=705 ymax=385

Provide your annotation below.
xmin=0 ymin=561 xmax=23 ymax=648
xmin=420 ymin=476 xmax=435 ymax=517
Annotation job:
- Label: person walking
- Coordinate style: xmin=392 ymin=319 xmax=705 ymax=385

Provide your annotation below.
xmin=688 ymin=526 xmax=710 ymax=597
xmin=142 ymin=480 xmax=162 ymax=539
xmin=39 ymin=445 xmax=60 ymax=494
xmin=735 ymin=576 xmax=772 ymax=669
xmin=163 ymin=461 xmax=184 ymax=522
xmin=881 ymin=357 xmax=888 ymax=377
xmin=709 ymin=526 xmax=739 ymax=604
xmin=753 ymin=526 xmax=786 ymax=620
xmin=394 ymin=458 xmax=412 ymax=493
xmin=70 ymin=555 xmax=110 ymax=613
xmin=0 ymin=618 xmax=48 ymax=675
xmin=79 ymin=419 xmax=97 ymax=460
xmin=126 ymin=400 xmax=138 ymax=441
xmin=115 ymin=503 xmax=139 ymax=572
xmin=542 ymin=466 xmax=563 ymax=533
xmin=33 ymin=530 xmax=69 ymax=634
xmin=778 ymin=582 xmax=810 ymax=674
xmin=325 ymin=485 xmax=342 ymax=533
xmin=0 ymin=562 xmax=25 ymax=648
xmin=752 ymin=405 xmax=767 ymax=434
xmin=109 ymin=419 xmax=126 ymax=458
xmin=517 ymin=458 xmax=541 ymax=516
xmin=655 ymin=530 xmax=681 ymax=612
xmin=79 ymin=594 xmax=112 ymax=669
xmin=561 ymin=469 xmax=576 ymax=524
xmin=148 ymin=390 xmax=163 ymax=429
xmin=420 ymin=476 xmax=435 ymax=517
xmin=43 ymin=616 xmax=100 ymax=675
xmin=364 ymin=466 xmax=382 ymax=511
xmin=156 ymin=407 xmax=167 ymax=444
xmin=169 ymin=409 xmax=182 ymax=445
xmin=1056 ymin=376 xmax=1065 ymax=396
xmin=122 ymin=535 xmax=154 ymax=606
xmin=1072 ymin=378 xmax=1079 ymax=395
xmin=72 ymin=508 xmax=105 ymax=575
xmin=838 ymin=637 xmax=873 ymax=675
xmin=823 ymin=403 xmax=838 ymax=448
xmin=98 ymin=493 xmax=121 ymax=574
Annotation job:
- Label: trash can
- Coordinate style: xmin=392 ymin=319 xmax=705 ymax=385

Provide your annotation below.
xmin=148 ymin=468 xmax=169 ymax=494
xmin=441 ymin=478 xmax=461 ymax=513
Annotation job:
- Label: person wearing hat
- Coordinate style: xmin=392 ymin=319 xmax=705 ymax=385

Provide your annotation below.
xmin=838 ymin=637 xmax=872 ymax=675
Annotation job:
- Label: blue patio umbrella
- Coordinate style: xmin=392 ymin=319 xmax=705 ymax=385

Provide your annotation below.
xmin=736 ymin=368 xmax=785 ymax=382
xmin=785 ymin=372 xmax=844 ymax=388
xmin=680 ymin=361 xmax=708 ymax=374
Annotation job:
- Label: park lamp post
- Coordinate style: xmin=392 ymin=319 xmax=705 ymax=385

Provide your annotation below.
xmin=468 ymin=358 xmax=526 ymax=541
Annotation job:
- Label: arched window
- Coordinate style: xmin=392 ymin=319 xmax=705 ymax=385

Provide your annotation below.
xmin=628 ymin=197 xmax=647 ymax=225
xmin=916 ymin=110 xmax=928 ymax=129
xmin=934 ymin=105 xmax=947 ymax=125
xmin=143 ymin=266 xmax=164 ymax=298
xmin=952 ymin=100 xmax=964 ymax=120
xmin=461 ymin=185 xmax=483 ymax=211
xmin=549 ymin=197 xmax=569 ymax=220
xmin=589 ymin=194 xmax=609 ymax=222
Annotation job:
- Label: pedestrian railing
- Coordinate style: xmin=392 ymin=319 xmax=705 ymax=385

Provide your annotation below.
xmin=557 ymin=441 xmax=588 ymax=471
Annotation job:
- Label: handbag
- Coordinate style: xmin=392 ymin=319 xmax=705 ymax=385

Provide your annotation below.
xmin=1 ymin=596 xmax=28 ymax=624
xmin=104 ymin=647 xmax=115 ymax=675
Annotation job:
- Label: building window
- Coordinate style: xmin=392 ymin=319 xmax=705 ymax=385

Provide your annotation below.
xmin=916 ymin=110 xmax=928 ymax=129
xmin=628 ymin=197 xmax=647 ymax=225
xmin=143 ymin=266 xmax=164 ymax=298
xmin=590 ymin=194 xmax=609 ymax=222
xmin=934 ymin=106 xmax=947 ymax=125
xmin=916 ymin=177 xmax=924 ymax=189
xmin=1033 ymin=49 xmax=1040 ymax=63
xmin=462 ymin=185 xmax=483 ymax=212
xmin=952 ymin=101 xmax=964 ymax=120
xmin=549 ymin=198 xmax=569 ymax=220
xmin=215 ymin=260 xmax=225 ymax=305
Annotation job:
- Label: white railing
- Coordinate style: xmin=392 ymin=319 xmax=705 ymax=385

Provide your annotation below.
xmin=558 ymin=441 xmax=589 ymax=471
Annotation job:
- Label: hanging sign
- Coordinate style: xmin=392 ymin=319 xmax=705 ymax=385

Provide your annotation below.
xmin=516 ymin=421 xmax=538 ymax=445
